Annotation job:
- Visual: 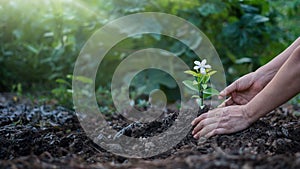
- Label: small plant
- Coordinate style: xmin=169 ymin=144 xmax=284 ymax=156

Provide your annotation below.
xmin=183 ymin=59 xmax=219 ymax=109
xmin=11 ymin=83 xmax=23 ymax=102
xmin=52 ymin=74 xmax=93 ymax=109
xmin=51 ymin=75 xmax=73 ymax=108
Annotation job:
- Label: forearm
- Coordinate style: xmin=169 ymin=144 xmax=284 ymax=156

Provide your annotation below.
xmin=246 ymin=46 xmax=300 ymax=123
xmin=255 ymin=37 xmax=300 ymax=80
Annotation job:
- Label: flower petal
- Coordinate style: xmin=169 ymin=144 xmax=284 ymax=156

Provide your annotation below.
xmin=194 ymin=66 xmax=200 ymax=70
xmin=194 ymin=60 xmax=201 ymax=65
xmin=201 ymin=59 xmax=207 ymax=65
xmin=200 ymin=68 xmax=206 ymax=74
xmin=204 ymin=64 xmax=211 ymax=69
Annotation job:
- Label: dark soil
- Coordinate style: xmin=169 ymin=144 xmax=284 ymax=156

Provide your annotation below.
xmin=1 ymin=94 xmax=300 ymax=169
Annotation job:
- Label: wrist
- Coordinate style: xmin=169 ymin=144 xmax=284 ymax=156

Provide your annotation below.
xmin=242 ymin=103 xmax=261 ymax=124
xmin=253 ymin=67 xmax=276 ymax=89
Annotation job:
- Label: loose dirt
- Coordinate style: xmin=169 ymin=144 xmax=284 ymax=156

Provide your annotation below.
xmin=0 ymin=94 xmax=299 ymax=169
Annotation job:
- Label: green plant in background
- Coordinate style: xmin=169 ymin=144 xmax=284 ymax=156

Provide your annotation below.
xmin=11 ymin=83 xmax=23 ymax=97
xmin=52 ymin=74 xmax=116 ymax=114
xmin=51 ymin=75 xmax=73 ymax=108
xmin=51 ymin=74 xmax=93 ymax=108
xmin=0 ymin=0 xmax=106 ymax=92
xmin=183 ymin=59 xmax=219 ymax=109
xmin=289 ymin=94 xmax=300 ymax=107
xmin=0 ymin=0 xmax=299 ymax=108
xmin=96 ymin=86 xmax=115 ymax=115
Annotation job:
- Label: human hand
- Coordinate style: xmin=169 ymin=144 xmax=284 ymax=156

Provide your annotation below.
xmin=191 ymin=105 xmax=254 ymax=139
xmin=218 ymin=72 xmax=265 ymax=107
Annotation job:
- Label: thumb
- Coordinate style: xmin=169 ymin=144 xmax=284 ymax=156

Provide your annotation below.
xmin=219 ymin=82 xmax=238 ymax=99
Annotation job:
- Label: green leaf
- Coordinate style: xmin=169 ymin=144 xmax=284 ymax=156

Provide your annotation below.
xmin=56 ymin=79 xmax=70 ymax=86
xmin=51 ymin=88 xmax=62 ymax=95
xmin=203 ymin=76 xmax=210 ymax=83
xmin=24 ymin=44 xmax=39 ymax=54
xmin=240 ymin=4 xmax=259 ymax=13
xmin=67 ymin=75 xmax=73 ymax=79
xmin=184 ymin=70 xmax=201 ymax=77
xmin=203 ymin=88 xmax=219 ymax=99
xmin=193 ymin=80 xmax=199 ymax=85
xmin=252 ymin=14 xmax=269 ymax=23
xmin=150 ymin=71 xmax=177 ymax=88
xmin=73 ymin=76 xmax=93 ymax=84
xmin=201 ymin=84 xmax=208 ymax=89
xmin=207 ymin=70 xmax=217 ymax=76
xmin=182 ymin=80 xmax=198 ymax=92
xmin=235 ymin=57 xmax=252 ymax=64
xmin=191 ymin=95 xmax=200 ymax=98
xmin=198 ymin=3 xmax=220 ymax=16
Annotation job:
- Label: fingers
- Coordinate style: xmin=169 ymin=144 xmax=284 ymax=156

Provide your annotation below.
xmin=231 ymin=94 xmax=249 ymax=105
xmin=205 ymin=128 xmax=228 ymax=138
xmin=192 ymin=107 xmax=236 ymax=139
xmin=193 ymin=123 xmax=218 ymax=139
xmin=192 ymin=105 xmax=252 ymax=139
xmin=193 ymin=123 xmax=229 ymax=139
xmin=192 ymin=108 xmax=228 ymax=139
xmin=217 ymin=101 xmax=226 ymax=108
xmin=219 ymin=73 xmax=255 ymax=99
xmin=218 ymin=81 xmax=238 ymax=99
xmin=191 ymin=112 xmax=207 ymax=126
xmin=192 ymin=117 xmax=215 ymax=135
xmin=218 ymin=92 xmax=250 ymax=107
xmin=218 ymin=97 xmax=234 ymax=108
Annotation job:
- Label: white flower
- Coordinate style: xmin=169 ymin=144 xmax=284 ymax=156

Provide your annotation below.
xmin=193 ymin=59 xmax=211 ymax=74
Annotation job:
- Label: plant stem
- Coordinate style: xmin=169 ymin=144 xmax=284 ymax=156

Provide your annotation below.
xmin=197 ymin=77 xmax=203 ymax=107
xmin=200 ymin=90 xmax=203 ymax=106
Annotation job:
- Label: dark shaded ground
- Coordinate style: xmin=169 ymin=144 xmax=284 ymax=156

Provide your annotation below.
xmin=0 ymin=94 xmax=300 ymax=169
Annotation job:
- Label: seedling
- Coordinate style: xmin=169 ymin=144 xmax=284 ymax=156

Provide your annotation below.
xmin=183 ymin=59 xmax=219 ymax=109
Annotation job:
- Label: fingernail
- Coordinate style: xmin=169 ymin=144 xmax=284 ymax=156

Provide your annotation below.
xmin=218 ymin=96 xmax=223 ymax=99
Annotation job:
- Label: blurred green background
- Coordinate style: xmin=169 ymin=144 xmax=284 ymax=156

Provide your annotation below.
xmin=0 ymin=0 xmax=299 ymax=108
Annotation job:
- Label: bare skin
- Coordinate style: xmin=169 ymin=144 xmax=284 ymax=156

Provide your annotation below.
xmin=219 ymin=37 xmax=300 ymax=107
xmin=192 ymin=37 xmax=300 ymax=139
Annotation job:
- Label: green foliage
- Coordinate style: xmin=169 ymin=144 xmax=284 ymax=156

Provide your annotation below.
xmin=180 ymin=0 xmax=299 ymax=82
xmin=11 ymin=83 xmax=23 ymax=96
xmin=289 ymin=94 xmax=300 ymax=107
xmin=97 ymin=0 xmax=300 ymax=101
xmin=51 ymin=74 xmax=94 ymax=108
xmin=0 ymin=0 xmax=299 ymax=107
xmin=51 ymin=74 xmax=115 ymax=113
xmin=0 ymin=0 xmax=106 ymax=91
xmin=96 ymin=86 xmax=115 ymax=115
xmin=51 ymin=75 xmax=73 ymax=108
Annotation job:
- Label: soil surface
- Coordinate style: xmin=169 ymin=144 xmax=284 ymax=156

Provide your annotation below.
xmin=1 ymin=94 xmax=300 ymax=169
